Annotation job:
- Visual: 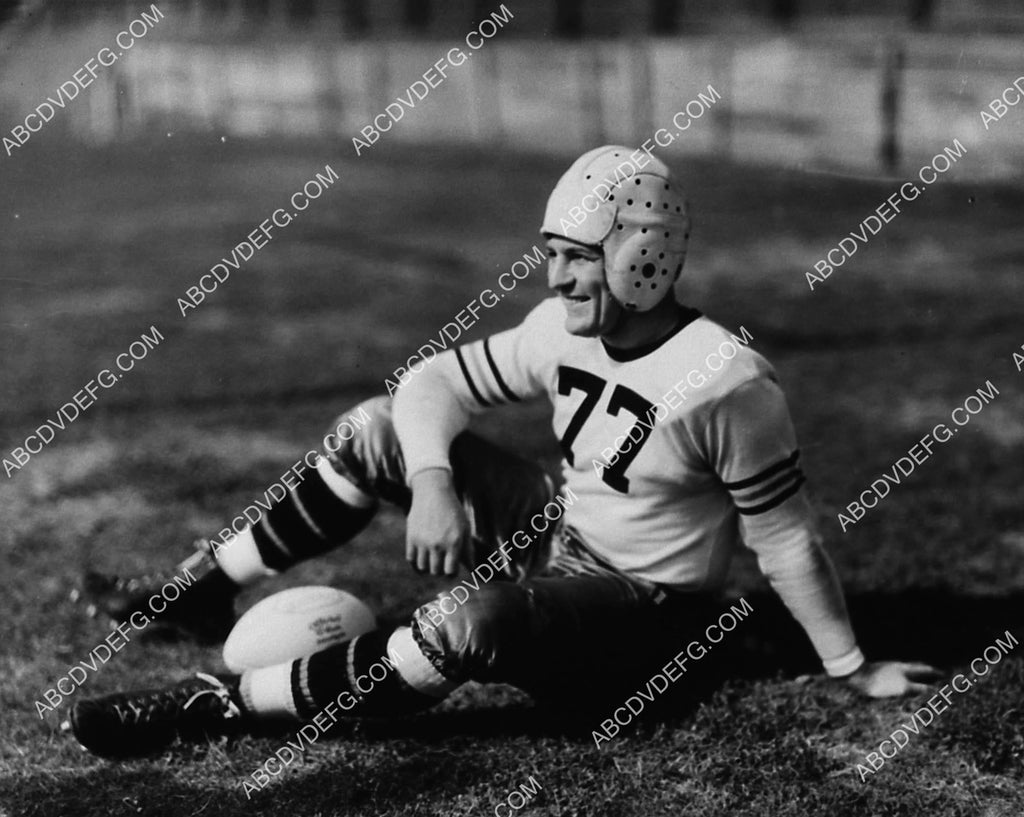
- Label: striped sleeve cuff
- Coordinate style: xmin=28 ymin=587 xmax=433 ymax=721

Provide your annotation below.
xmin=724 ymin=451 xmax=806 ymax=515
xmin=454 ymin=338 xmax=522 ymax=408
xmin=824 ymin=646 xmax=866 ymax=678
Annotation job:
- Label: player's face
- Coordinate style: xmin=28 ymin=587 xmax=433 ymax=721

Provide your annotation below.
xmin=546 ymin=236 xmax=622 ymax=337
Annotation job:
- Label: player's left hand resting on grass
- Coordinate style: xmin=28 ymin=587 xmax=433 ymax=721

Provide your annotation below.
xmin=844 ymin=660 xmax=942 ymax=698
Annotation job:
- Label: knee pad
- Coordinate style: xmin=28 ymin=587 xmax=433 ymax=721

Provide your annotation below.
xmin=415 ymin=583 xmax=537 ymax=685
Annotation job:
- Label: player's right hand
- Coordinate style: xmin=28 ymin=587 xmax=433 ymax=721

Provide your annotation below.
xmin=406 ymin=468 xmax=470 ymax=577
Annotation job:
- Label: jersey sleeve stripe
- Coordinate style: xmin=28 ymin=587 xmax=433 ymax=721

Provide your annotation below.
xmin=463 ymin=342 xmax=504 ymax=404
xmin=455 ymin=346 xmax=491 ymax=408
xmin=729 ymin=466 xmax=803 ymax=503
xmin=483 ymin=338 xmax=521 ymax=402
xmin=735 ymin=475 xmax=806 ymax=515
xmin=722 ymin=450 xmax=800 ymax=490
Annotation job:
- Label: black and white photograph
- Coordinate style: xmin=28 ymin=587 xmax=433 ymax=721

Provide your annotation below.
xmin=1 ymin=1 xmax=1022 ymax=814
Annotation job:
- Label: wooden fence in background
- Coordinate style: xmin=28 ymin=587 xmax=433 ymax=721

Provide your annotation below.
xmin=1 ymin=10 xmax=1022 ymax=178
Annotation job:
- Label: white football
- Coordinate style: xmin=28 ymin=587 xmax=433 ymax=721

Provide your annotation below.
xmin=223 ymin=586 xmax=377 ymax=672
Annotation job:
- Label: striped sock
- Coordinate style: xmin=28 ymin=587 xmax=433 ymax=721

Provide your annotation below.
xmin=279 ymin=627 xmax=455 ymax=720
xmin=218 ymin=458 xmax=377 ymax=584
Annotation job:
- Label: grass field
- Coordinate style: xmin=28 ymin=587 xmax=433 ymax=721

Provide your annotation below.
xmin=1 ymin=134 xmax=1022 ymax=817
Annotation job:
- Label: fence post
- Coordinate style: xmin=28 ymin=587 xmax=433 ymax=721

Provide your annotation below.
xmin=631 ymin=37 xmax=654 ymax=146
xmin=879 ymin=40 xmax=904 ymax=172
xmin=363 ymin=42 xmax=390 ymax=129
xmin=473 ymin=42 xmax=504 ymax=146
xmin=317 ymin=42 xmax=344 ymax=136
xmin=711 ymin=40 xmax=734 ymax=159
xmin=579 ymin=45 xmax=604 ymax=148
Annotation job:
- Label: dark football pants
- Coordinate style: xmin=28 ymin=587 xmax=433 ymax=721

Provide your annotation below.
xmin=324 ymin=395 xmax=719 ymax=702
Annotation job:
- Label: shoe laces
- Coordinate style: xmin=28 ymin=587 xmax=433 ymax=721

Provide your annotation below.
xmin=178 ymin=540 xmax=215 ymax=575
xmin=111 ymin=674 xmax=240 ymax=726
xmin=103 ymin=572 xmax=159 ymax=594
xmin=106 ymin=539 xmax=213 ymax=593
xmin=183 ymin=673 xmax=242 ymax=719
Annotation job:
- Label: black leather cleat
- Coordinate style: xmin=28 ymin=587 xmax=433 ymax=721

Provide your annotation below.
xmin=66 ymin=673 xmax=246 ymax=758
xmin=78 ymin=540 xmax=240 ymax=643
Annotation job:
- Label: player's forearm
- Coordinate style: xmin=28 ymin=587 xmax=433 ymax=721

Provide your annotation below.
xmin=745 ymin=516 xmax=864 ymax=677
xmin=392 ymin=351 xmax=474 ymax=483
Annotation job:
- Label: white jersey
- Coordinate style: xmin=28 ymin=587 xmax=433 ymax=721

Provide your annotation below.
xmin=394 ymin=296 xmax=863 ymax=676
xmin=451 ymin=297 xmax=805 ymax=590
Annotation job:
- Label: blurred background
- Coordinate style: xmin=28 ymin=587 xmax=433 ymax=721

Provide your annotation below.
xmin=1 ymin=3 xmax=1023 ymax=816
xmin=2 ymin=0 xmax=1024 ymax=175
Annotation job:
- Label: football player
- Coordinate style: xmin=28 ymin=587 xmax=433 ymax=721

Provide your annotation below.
xmin=70 ymin=146 xmax=937 ymax=757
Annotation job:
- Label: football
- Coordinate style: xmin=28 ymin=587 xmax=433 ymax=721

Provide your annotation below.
xmin=222 ymin=586 xmax=377 ymax=672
